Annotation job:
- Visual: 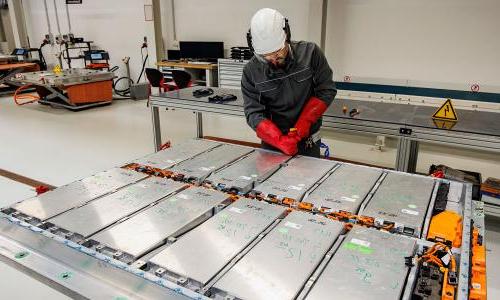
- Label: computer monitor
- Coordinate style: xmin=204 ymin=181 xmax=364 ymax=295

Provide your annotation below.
xmin=91 ymin=53 xmax=103 ymax=60
xmin=179 ymin=41 xmax=224 ymax=61
xmin=12 ymin=48 xmax=28 ymax=56
xmin=167 ymin=49 xmax=181 ymax=60
xmin=84 ymin=51 xmax=110 ymax=61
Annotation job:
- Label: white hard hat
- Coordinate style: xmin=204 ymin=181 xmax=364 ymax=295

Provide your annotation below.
xmin=250 ymin=8 xmax=287 ymax=55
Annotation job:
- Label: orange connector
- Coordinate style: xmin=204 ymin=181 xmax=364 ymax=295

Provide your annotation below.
xmin=472 ymin=228 xmax=486 ymax=273
xmin=297 ymin=202 xmax=313 ymax=211
xmin=282 ymin=198 xmax=296 ymax=206
xmin=356 ymin=215 xmax=375 ymax=227
xmin=122 ymin=163 xmax=140 ymax=170
xmin=469 ymin=227 xmax=487 ymax=300
xmin=229 ymin=195 xmax=239 ymax=202
xmin=441 ymin=268 xmax=455 ymax=300
xmin=469 ymin=271 xmax=487 ymax=300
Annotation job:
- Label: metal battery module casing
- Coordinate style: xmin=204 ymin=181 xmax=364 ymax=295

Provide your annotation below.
xmin=212 ymin=211 xmax=343 ymax=300
xmin=133 ymin=139 xmax=221 ymax=169
xmin=47 ymin=177 xmax=185 ymax=237
xmin=168 ymin=144 xmax=253 ymax=183
xmin=303 ymin=164 xmax=382 ymax=213
xmin=252 ymin=156 xmax=336 ymax=200
xmin=149 ymin=199 xmax=286 ymax=287
xmin=90 ymin=186 xmax=228 ymax=259
xmin=205 ymin=149 xmax=290 ymax=193
xmin=361 ymin=172 xmax=435 ymax=237
xmin=12 ymin=168 xmax=146 ymax=221
xmin=305 ymin=226 xmax=415 ymax=300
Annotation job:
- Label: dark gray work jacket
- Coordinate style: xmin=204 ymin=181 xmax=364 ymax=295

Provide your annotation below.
xmin=241 ymin=41 xmax=337 ymax=135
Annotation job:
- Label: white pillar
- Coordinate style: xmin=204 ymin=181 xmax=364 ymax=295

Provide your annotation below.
xmin=143 ymin=0 xmax=157 ymax=67
xmin=7 ymin=0 xmax=21 ymax=48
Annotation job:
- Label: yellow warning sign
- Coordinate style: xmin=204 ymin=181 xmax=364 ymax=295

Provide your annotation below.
xmin=432 ymin=99 xmax=458 ymax=121
xmin=432 ymin=119 xmax=457 ymax=130
xmin=52 ymin=64 xmax=62 ymax=74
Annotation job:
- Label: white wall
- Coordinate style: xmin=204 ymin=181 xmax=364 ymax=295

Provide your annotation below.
xmin=326 ymin=0 xmax=500 ymax=86
xmin=0 ymin=8 xmax=15 ymax=52
xmin=162 ymin=0 xmax=320 ymax=52
xmin=22 ymin=0 xmax=156 ymax=82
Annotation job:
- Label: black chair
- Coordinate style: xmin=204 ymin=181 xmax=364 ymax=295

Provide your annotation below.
xmin=171 ymin=70 xmax=192 ymax=89
xmin=145 ymin=68 xmax=168 ymax=93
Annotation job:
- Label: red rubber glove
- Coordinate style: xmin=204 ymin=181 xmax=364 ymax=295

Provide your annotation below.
xmin=293 ymin=96 xmax=328 ymax=139
xmin=256 ymin=119 xmax=298 ymax=156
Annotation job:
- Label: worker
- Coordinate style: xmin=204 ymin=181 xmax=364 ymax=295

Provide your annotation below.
xmin=242 ymin=8 xmax=336 ymax=157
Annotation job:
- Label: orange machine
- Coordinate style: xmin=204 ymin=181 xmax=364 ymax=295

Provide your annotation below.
xmin=66 ymin=80 xmax=113 ymax=104
xmin=10 ymin=68 xmax=115 ymax=110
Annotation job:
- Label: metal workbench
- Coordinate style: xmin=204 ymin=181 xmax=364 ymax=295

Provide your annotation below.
xmin=149 ymin=87 xmax=500 ymax=173
xmin=0 ymin=139 xmax=484 ymax=299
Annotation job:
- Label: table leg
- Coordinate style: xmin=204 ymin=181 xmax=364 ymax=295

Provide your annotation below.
xmin=205 ymin=69 xmax=212 ymax=87
xmin=395 ymin=137 xmax=419 ymax=173
xmin=151 ymin=105 xmax=162 ymax=151
xmin=195 ymin=112 xmax=204 ymax=138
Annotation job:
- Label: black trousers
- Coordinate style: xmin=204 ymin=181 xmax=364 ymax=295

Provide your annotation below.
xmin=261 ymin=139 xmax=321 ymax=158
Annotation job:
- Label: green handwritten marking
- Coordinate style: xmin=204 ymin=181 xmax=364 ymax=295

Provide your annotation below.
xmin=14 ymin=251 xmax=29 ymax=259
xmin=359 ymin=245 xmax=373 ymax=255
xmin=278 ymin=227 xmax=288 ymax=234
xmin=408 ymin=204 xmax=417 ymax=209
xmin=343 ymin=242 xmax=373 ymax=254
xmin=218 ymin=213 xmax=228 ymax=219
xmin=355 ymin=266 xmax=373 ymax=284
xmin=59 ymin=272 xmax=73 ymax=280
xmin=364 ymin=257 xmax=380 ymax=267
xmin=114 ymin=296 xmax=128 ymax=300
xmin=343 ymin=242 xmax=358 ymax=250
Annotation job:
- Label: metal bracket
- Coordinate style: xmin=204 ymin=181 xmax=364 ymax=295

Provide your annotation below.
xmin=399 ymin=128 xmax=413 ymax=135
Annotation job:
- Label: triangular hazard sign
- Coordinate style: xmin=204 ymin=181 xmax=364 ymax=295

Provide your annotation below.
xmin=432 ymin=119 xmax=457 ymax=130
xmin=432 ymin=99 xmax=458 ymax=121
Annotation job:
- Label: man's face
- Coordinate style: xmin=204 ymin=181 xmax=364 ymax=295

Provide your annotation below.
xmin=262 ymin=43 xmax=289 ymax=68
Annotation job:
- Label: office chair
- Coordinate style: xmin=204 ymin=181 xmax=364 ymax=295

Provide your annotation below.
xmin=145 ymin=68 xmax=169 ymax=93
xmin=171 ymin=70 xmax=192 ymax=89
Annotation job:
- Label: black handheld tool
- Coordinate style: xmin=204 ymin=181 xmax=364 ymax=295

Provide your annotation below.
xmin=208 ymin=93 xmax=237 ymax=103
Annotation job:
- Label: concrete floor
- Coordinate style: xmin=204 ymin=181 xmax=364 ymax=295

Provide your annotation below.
xmin=0 ymin=96 xmax=499 ymax=299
